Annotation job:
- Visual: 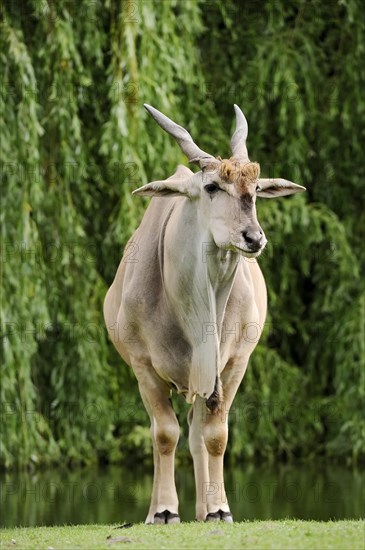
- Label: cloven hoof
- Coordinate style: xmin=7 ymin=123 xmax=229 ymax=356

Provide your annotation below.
xmin=205 ymin=510 xmax=233 ymax=523
xmin=153 ymin=510 xmax=181 ymax=524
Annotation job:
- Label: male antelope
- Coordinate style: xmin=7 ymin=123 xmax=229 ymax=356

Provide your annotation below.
xmin=104 ymin=104 xmax=305 ymax=523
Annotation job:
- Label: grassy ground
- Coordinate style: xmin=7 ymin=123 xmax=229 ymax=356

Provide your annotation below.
xmin=0 ymin=520 xmax=364 ymax=549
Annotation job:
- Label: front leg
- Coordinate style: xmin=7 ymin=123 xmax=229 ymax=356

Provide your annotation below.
xmin=189 ymin=356 xmax=251 ymax=522
xmin=135 ymin=370 xmax=181 ymax=524
xmin=189 ymin=396 xmax=232 ymax=521
xmin=188 ymin=397 xmax=209 ymax=520
xmin=203 ymin=410 xmax=233 ymax=522
xmin=203 ymin=405 xmax=232 ymax=521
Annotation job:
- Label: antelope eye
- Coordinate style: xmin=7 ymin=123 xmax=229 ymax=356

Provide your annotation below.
xmin=204 ymin=183 xmax=220 ymax=194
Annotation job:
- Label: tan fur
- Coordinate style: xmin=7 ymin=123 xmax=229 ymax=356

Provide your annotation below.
xmin=219 ymin=159 xmax=260 ymax=186
xmin=205 ymin=159 xmax=260 ymax=193
xmin=104 ymin=104 xmax=305 ymax=524
xmin=104 ymin=106 xmax=278 ymax=524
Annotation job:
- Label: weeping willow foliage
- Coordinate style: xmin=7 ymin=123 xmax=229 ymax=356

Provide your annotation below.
xmin=1 ymin=0 xmax=364 ymax=469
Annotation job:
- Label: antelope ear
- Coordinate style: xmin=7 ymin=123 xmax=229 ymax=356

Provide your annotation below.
xmin=132 ymin=165 xmax=198 ymax=198
xmin=256 ymin=178 xmax=306 ymax=198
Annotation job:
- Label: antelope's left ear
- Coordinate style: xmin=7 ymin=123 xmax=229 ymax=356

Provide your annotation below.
xmin=256 ymin=178 xmax=306 ymax=198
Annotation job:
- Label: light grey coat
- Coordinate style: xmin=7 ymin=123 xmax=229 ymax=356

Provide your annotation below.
xmin=104 ymin=104 xmax=305 ymax=523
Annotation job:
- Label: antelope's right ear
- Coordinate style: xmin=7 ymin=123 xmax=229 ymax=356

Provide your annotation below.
xmin=133 ymin=165 xmax=199 ymax=198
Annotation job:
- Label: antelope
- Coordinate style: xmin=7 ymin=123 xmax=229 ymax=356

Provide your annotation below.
xmin=104 ymin=104 xmax=305 ymax=523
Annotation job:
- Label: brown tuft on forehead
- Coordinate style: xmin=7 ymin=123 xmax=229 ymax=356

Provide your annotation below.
xmin=218 ymin=159 xmax=260 ymax=194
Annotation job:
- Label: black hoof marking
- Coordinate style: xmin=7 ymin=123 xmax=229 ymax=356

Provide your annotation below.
xmin=154 ymin=510 xmax=180 ymax=524
xmin=206 ymin=510 xmax=233 ymax=522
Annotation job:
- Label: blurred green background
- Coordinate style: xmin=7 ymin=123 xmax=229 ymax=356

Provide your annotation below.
xmin=1 ymin=0 xmax=364 ymax=470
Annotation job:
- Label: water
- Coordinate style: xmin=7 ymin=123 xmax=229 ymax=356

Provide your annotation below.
xmin=1 ymin=463 xmax=364 ymax=527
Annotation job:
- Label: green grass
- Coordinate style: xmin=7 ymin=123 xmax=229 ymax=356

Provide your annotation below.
xmin=0 ymin=521 xmax=364 ymax=549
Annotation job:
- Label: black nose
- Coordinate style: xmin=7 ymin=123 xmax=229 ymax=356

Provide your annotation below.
xmin=242 ymin=229 xmax=263 ymax=252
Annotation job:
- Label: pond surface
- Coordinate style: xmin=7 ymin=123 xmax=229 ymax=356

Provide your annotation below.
xmin=1 ymin=463 xmax=364 ymax=527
